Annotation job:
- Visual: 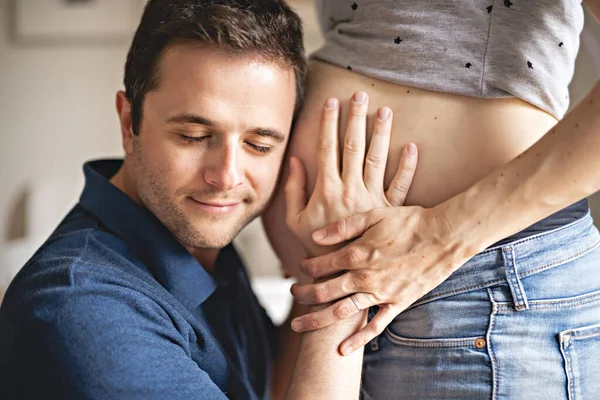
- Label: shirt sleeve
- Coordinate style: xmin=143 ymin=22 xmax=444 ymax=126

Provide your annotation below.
xmin=3 ymin=281 xmax=228 ymax=400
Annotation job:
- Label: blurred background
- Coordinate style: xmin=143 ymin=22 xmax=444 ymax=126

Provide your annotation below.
xmin=1 ymin=1 xmax=599 ymax=321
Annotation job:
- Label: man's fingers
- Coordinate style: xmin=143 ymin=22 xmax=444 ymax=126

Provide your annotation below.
xmin=290 ymin=273 xmax=353 ymax=304
xmin=290 ymin=293 xmax=372 ymax=333
xmin=312 ymin=210 xmax=383 ymax=246
xmin=341 ymin=91 xmax=369 ymax=184
xmin=364 ymin=107 xmax=393 ymax=193
xmin=386 ymin=142 xmax=418 ymax=206
xmin=284 ymin=157 xmax=307 ymax=223
xmin=340 ymin=305 xmax=399 ymax=356
xmin=316 ymin=98 xmax=341 ymax=188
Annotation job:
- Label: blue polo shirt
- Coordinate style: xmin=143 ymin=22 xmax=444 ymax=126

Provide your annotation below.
xmin=0 ymin=160 xmax=278 ymax=399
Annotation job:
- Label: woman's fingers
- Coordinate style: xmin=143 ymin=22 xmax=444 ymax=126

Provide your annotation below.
xmin=311 ymin=209 xmax=384 ymax=246
xmin=340 ymin=305 xmax=400 ymax=356
xmin=386 ymin=143 xmax=418 ymax=206
xmin=316 ymin=98 xmax=341 ymax=188
xmin=290 ymin=292 xmax=373 ymax=332
xmin=290 ymin=273 xmax=355 ymax=304
xmin=341 ymin=91 xmax=369 ymax=184
xmin=363 ymin=107 xmax=393 ymax=194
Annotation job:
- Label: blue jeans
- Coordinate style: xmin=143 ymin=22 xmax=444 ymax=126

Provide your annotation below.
xmin=362 ymin=212 xmax=600 ymax=399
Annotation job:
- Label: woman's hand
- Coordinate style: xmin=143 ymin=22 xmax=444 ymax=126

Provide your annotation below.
xmin=285 ymin=91 xmax=418 ymax=258
xmin=289 ymin=204 xmax=478 ymax=356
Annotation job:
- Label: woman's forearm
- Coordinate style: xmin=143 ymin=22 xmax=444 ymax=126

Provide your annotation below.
xmin=285 ymin=306 xmax=366 ymax=400
xmin=444 ymin=79 xmax=600 ymax=253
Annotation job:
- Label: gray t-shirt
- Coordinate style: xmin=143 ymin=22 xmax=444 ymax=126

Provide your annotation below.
xmin=312 ymin=0 xmax=585 ymax=119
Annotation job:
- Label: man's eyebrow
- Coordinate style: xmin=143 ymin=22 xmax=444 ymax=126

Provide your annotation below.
xmin=167 ymin=113 xmax=285 ymax=142
xmin=166 ymin=113 xmax=216 ymax=127
xmin=249 ymin=128 xmax=286 ymax=143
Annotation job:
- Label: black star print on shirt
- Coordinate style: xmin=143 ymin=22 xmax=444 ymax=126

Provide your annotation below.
xmin=347 ymin=66 xmax=353 ymax=70
xmin=527 ymin=61 xmax=534 ymax=69
xmin=394 ymin=37 xmax=403 ymax=44
xmin=504 ymin=0 xmax=513 ymax=7
xmin=351 ymin=2 xmax=358 ymax=10
xmin=559 ymin=42 xmax=564 ymax=47
xmin=487 ymin=5 xmax=493 ymax=13
xmin=465 ymin=63 xmax=472 ymax=68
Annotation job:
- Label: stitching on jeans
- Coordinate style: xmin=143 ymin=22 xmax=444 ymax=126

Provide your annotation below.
xmin=479 ymin=210 xmax=591 ymax=255
xmin=487 ymin=288 xmax=499 ymax=400
xmin=506 ymin=248 xmax=528 ymax=309
xmin=383 ymin=329 xmax=479 ymax=348
xmin=409 ymin=278 xmax=507 ymax=308
xmin=495 ymin=288 xmax=600 ymax=312
xmin=568 ymin=330 xmax=600 ymax=341
xmin=558 ymin=332 xmax=574 ymax=400
xmin=518 ymin=238 xmax=600 ymax=278
xmin=412 ymin=237 xmax=599 ymax=309
xmin=565 ymin=323 xmax=600 ymax=339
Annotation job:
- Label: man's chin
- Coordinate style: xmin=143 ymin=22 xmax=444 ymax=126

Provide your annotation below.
xmin=176 ymin=225 xmax=242 ymax=250
xmin=172 ymin=207 xmax=261 ymax=249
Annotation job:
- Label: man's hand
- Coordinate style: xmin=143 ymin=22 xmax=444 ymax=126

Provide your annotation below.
xmin=289 ymin=204 xmax=476 ymax=356
xmin=284 ymin=91 xmax=418 ymax=257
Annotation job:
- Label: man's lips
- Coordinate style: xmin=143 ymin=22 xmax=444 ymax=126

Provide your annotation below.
xmin=189 ymin=197 xmax=241 ymax=214
xmin=198 ymin=200 xmax=240 ymax=207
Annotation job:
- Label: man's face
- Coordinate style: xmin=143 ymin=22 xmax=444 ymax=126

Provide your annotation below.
xmin=128 ymin=44 xmax=296 ymax=250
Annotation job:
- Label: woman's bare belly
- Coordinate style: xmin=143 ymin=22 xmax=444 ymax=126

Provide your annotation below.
xmin=291 ymin=60 xmax=559 ymax=207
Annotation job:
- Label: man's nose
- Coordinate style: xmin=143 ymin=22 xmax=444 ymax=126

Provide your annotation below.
xmin=204 ymin=145 xmax=243 ymax=190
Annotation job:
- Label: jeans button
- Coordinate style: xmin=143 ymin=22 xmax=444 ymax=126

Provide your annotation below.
xmin=475 ymin=338 xmax=486 ymax=349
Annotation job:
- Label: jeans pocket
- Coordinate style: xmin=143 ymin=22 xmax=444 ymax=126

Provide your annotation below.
xmin=361 ymin=328 xmax=492 ymax=400
xmin=384 ymin=328 xmax=484 ymax=349
xmin=559 ymin=323 xmax=600 ymax=400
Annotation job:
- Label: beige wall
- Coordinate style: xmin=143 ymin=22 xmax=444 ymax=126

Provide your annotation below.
xmin=0 ymin=1 xmax=599 ymax=288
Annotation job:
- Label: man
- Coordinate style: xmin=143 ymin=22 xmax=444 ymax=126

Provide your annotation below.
xmin=0 ymin=1 xmax=416 ymax=398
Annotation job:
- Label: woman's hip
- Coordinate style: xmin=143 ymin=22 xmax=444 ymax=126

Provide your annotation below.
xmin=361 ymin=212 xmax=600 ymax=399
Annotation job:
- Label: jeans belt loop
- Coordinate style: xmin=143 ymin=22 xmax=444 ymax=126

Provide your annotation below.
xmin=502 ymin=246 xmax=529 ymax=311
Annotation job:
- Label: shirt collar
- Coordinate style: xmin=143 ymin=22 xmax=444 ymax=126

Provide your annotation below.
xmin=79 ymin=159 xmax=218 ymax=311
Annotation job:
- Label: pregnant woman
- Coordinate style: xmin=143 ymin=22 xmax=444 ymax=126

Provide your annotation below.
xmin=265 ymin=1 xmax=600 ymax=398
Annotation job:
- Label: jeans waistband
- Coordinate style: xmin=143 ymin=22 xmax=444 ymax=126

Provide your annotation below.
xmin=413 ymin=211 xmax=600 ymax=308
xmin=490 ymin=199 xmax=589 ymax=247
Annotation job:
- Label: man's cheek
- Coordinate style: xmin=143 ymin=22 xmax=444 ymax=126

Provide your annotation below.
xmin=256 ymin=163 xmax=281 ymax=196
xmin=160 ymin=150 xmax=200 ymax=185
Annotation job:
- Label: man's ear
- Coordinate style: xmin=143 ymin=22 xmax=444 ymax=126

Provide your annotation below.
xmin=116 ymin=91 xmax=135 ymax=155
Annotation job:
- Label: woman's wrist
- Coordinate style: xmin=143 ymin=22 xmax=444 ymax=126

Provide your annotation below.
xmin=443 ymin=79 xmax=600 ymax=255
xmin=435 ymin=181 xmax=507 ymax=261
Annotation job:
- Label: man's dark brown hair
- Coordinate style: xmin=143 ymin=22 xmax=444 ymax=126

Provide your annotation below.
xmin=124 ymin=0 xmax=307 ymax=135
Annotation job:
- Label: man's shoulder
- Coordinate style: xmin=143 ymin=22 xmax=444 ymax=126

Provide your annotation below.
xmin=0 ymin=205 xmax=191 ymax=361
xmin=2 ymin=205 xmax=162 ymax=315
xmin=26 ymin=205 xmax=149 ymax=281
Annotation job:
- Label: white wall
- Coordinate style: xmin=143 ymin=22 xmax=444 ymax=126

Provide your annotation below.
xmin=1 ymin=1 xmax=599 ymax=300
